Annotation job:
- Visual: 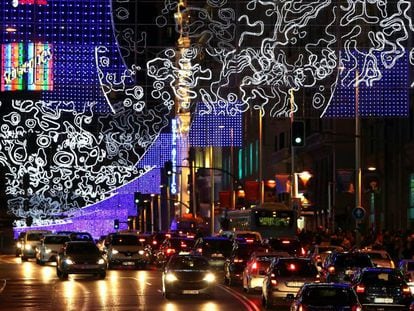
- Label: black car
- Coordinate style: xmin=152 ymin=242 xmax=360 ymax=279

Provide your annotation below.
xmin=154 ymin=237 xmax=195 ymax=266
xmin=193 ymin=237 xmax=233 ymax=271
xmin=322 ymin=251 xmax=375 ymax=283
xmin=56 ymin=241 xmax=107 ymax=280
xmin=266 ymin=236 xmax=305 ymax=257
xmin=290 ymin=283 xmax=362 ymax=311
xmin=162 ymin=254 xmax=216 ymax=299
xmin=352 ymin=267 xmax=413 ymax=310
xmin=224 ymin=241 xmax=263 ymax=286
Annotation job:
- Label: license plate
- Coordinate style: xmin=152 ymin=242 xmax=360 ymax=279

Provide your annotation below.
xmin=183 ymin=290 xmax=199 ymax=294
xmin=122 ymin=262 xmax=135 ymax=266
xmin=287 ymin=282 xmax=304 ymax=287
xmin=374 ymin=297 xmax=393 ymax=304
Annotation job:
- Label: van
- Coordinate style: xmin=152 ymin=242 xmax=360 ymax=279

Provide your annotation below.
xmin=21 ymin=230 xmax=52 ymax=261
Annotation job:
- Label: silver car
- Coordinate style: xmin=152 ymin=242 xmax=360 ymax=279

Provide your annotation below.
xmin=262 ymin=257 xmax=320 ymax=308
xmin=36 ymin=234 xmax=71 ymax=265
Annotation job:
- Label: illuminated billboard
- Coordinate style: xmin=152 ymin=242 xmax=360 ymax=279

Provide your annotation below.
xmin=1 ymin=42 xmax=53 ymax=91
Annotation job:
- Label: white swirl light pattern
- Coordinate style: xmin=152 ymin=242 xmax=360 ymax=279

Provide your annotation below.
xmin=112 ymin=0 xmax=413 ymax=118
xmin=2 ymin=0 xmax=414 ymax=230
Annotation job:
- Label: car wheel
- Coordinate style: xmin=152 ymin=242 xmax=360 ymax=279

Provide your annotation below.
xmin=164 ymin=291 xmax=172 ymax=299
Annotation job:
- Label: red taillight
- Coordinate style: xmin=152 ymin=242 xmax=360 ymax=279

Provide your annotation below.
xmin=352 ymin=305 xmax=362 ymax=311
xmin=297 ymin=303 xmax=307 ymax=311
xmin=166 ymin=234 xmax=171 ymax=238
xmin=139 ymin=238 xmax=146 ymax=242
xmin=271 ymin=279 xmax=277 ymax=286
xmin=166 ymin=248 xmax=175 ymax=255
xmin=246 ymin=239 xmax=254 ymax=243
xmin=251 ymin=261 xmax=258 ymax=270
xmin=180 ymin=243 xmax=187 ymax=248
xmin=152 ymin=240 xmax=157 ymax=245
xmin=196 ymin=248 xmax=203 ymax=254
xmin=356 ymin=284 xmax=365 ymax=293
xmin=402 ymin=285 xmax=411 ymax=295
xmin=234 ymin=258 xmax=243 ymax=263
xmin=328 ymin=266 xmax=335 ymax=273
xmin=301 ymin=247 xmax=306 ymax=256
xmin=282 ymin=240 xmax=291 ymax=244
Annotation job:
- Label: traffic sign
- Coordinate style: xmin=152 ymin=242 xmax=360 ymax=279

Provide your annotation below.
xmin=352 ymin=207 xmax=366 ymax=220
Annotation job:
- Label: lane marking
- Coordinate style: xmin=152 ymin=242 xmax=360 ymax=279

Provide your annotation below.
xmin=218 ymin=284 xmax=261 ymax=311
xmin=0 ymin=279 xmax=6 ymax=293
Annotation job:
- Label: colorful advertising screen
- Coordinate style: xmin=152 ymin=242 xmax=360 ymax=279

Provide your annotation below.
xmin=1 ymin=42 xmax=53 ymax=91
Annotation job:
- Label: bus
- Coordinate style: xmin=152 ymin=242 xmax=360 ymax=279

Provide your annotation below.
xmin=226 ymin=202 xmax=297 ymax=239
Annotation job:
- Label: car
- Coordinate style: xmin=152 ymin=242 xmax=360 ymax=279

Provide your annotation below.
xmin=154 ymin=236 xmax=195 ymax=266
xmin=218 ymin=230 xmax=263 ymax=244
xmin=307 ymin=243 xmax=344 ymax=267
xmin=162 ymin=254 xmax=216 ymax=299
xmin=321 ymin=251 xmax=375 ymax=283
xmin=266 ymin=236 xmax=306 ymax=257
xmin=223 ymin=241 xmax=264 ymax=286
xmin=361 ymin=248 xmax=395 ymax=268
xmin=193 ymin=236 xmax=233 ymax=271
xmin=36 ymin=234 xmax=71 ymax=265
xmin=290 ymin=283 xmax=362 ymax=311
xmin=15 ymin=231 xmax=26 ymax=257
xmin=352 ymin=267 xmax=413 ymax=310
xmin=261 ymin=257 xmax=320 ymax=308
xmin=56 ymin=241 xmax=107 ymax=280
xmin=21 ymin=230 xmax=52 ymax=261
xmin=105 ymin=233 xmax=151 ymax=269
xmin=242 ymin=250 xmax=290 ymax=293
xmin=399 ymin=259 xmax=414 ymax=294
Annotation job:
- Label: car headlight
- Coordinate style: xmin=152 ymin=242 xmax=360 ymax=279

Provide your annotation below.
xmin=45 ymin=248 xmax=52 ymax=254
xmin=97 ymin=258 xmax=105 ymax=265
xmin=203 ymin=273 xmax=216 ymax=283
xmin=24 ymin=244 xmax=32 ymax=250
xmin=64 ymin=258 xmax=74 ymax=265
xmin=111 ymin=249 xmax=119 ymax=255
xmin=138 ymin=250 xmax=145 ymax=255
xmin=16 ymin=242 xmax=22 ymax=248
xmin=165 ymin=273 xmax=178 ymax=282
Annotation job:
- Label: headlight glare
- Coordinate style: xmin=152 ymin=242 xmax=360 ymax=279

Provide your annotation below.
xmin=25 ymin=244 xmax=32 ymax=250
xmin=138 ymin=250 xmax=145 ymax=255
xmin=165 ymin=273 xmax=178 ymax=282
xmin=64 ymin=258 xmax=74 ymax=265
xmin=45 ymin=248 xmax=52 ymax=254
xmin=203 ymin=272 xmax=216 ymax=283
xmin=111 ymin=249 xmax=119 ymax=255
xmin=97 ymin=258 xmax=105 ymax=265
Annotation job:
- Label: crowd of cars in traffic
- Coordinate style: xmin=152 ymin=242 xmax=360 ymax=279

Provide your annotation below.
xmin=13 ymin=228 xmax=414 ymax=310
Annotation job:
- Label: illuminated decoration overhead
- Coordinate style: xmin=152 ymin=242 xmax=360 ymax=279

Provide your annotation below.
xmin=1 ymin=42 xmax=53 ymax=91
xmin=1 ymin=0 xmax=414 ymax=234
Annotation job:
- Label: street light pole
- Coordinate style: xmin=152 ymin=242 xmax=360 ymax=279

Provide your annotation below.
xmin=355 ymin=70 xmax=362 ymax=246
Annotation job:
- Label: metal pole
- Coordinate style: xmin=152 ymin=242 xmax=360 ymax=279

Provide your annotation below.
xmin=259 ymin=111 xmax=264 ymax=207
xmin=150 ymin=195 xmax=154 ymax=233
xmin=355 ymin=70 xmax=362 ymax=246
xmin=191 ymin=157 xmax=197 ymax=216
xmin=210 ymin=146 xmax=215 ymax=235
xmin=158 ymin=194 xmax=162 ymax=231
xmin=289 ymin=89 xmax=295 ymax=208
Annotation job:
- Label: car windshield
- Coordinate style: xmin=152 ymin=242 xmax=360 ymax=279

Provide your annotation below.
xmin=112 ymin=235 xmax=141 ymax=246
xmin=27 ymin=233 xmax=45 ymax=241
xmin=302 ymin=287 xmax=357 ymax=305
xmin=276 ymin=260 xmax=318 ymax=277
xmin=66 ymin=243 xmax=100 ymax=254
xmin=169 ymin=256 xmax=210 ymax=270
xmin=335 ymin=254 xmax=373 ymax=268
xmin=201 ymin=239 xmax=233 ymax=256
xmin=44 ymin=236 xmax=70 ymax=244
xmin=70 ymin=233 xmax=93 ymax=241
xmin=361 ymin=271 xmax=404 ymax=285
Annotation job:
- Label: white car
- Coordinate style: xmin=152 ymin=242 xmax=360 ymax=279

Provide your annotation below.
xmin=21 ymin=230 xmax=52 ymax=261
xmin=36 ymin=234 xmax=71 ymax=265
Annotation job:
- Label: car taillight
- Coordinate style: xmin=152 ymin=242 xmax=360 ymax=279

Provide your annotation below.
xmin=271 ymin=279 xmax=277 ymax=286
xmin=246 ymin=239 xmax=254 ymax=243
xmin=328 ymin=266 xmax=335 ymax=273
xmin=152 ymin=240 xmax=157 ymax=245
xmin=402 ymin=285 xmax=411 ymax=296
xmin=352 ymin=305 xmax=362 ymax=311
xmin=139 ymin=238 xmax=146 ymax=243
xmin=166 ymin=248 xmax=175 ymax=255
xmin=181 ymin=243 xmax=187 ymax=248
xmin=301 ymin=247 xmax=306 ymax=256
xmin=315 ymin=274 xmax=320 ymax=283
xmin=252 ymin=261 xmax=258 ymax=270
xmin=234 ymin=258 xmax=243 ymax=263
xmin=297 ymin=303 xmax=307 ymax=311
xmin=356 ymin=284 xmax=365 ymax=293
xmin=196 ymin=248 xmax=203 ymax=254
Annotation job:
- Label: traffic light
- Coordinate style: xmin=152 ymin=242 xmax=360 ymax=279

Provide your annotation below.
xmin=114 ymin=219 xmax=119 ymax=230
xmin=164 ymin=160 xmax=173 ymax=176
xmin=291 ymin=121 xmax=305 ymax=147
